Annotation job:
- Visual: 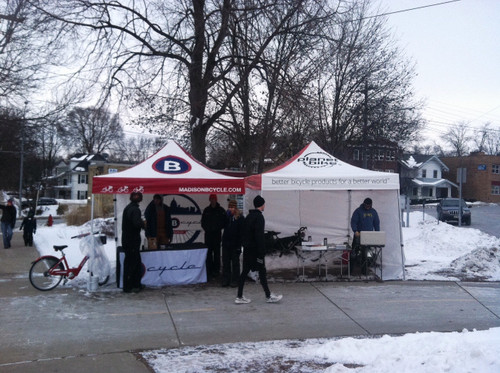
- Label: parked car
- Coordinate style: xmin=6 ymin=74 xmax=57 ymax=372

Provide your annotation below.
xmin=37 ymin=197 xmax=59 ymax=206
xmin=437 ymin=198 xmax=471 ymax=225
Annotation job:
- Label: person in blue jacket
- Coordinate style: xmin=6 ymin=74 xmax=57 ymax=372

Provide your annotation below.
xmin=350 ymin=198 xmax=380 ymax=274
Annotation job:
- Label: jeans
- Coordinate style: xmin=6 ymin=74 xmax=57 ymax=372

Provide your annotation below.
xmin=1 ymin=222 xmax=13 ymax=248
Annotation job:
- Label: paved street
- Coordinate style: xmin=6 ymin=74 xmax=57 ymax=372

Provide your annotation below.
xmin=1 ymin=230 xmax=499 ymax=372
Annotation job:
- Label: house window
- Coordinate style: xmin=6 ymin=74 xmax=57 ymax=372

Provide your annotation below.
xmin=493 ymin=164 xmax=500 ymax=174
xmin=77 ymin=191 xmax=88 ymax=200
xmin=412 ymin=187 xmax=418 ymax=196
xmin=492 ymin=184 xmax=500 ymax=195
xmin=78 ymin=174 xmax=88 ymax=184
xmin=377 ymin=150 xmax=384 ymax=161
xmin=421 ymin=169 xmax=427 ymax=178
xmin=353 ymin=149 xmax=360 ymax=161
xmin=433 ymin=170 xmax=438 ymax=178
xmin=386 ymin=150 xmax=395 ymax=161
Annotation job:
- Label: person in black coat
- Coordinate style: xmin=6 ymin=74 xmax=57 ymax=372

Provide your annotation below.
xmin=19 ymin=210 xmax=37 ymax=246
xmin=1 ymin=198 xmax=17 ymax=249
xmin=235 ymin=195 xmax=282 ymax=304
xmin=221 ymin=200 xmax=244 ymax=287
xmin=121 ymin=192 xmax=145 ymax=293
xmin=201 ymin=194 xmax=228 ymax=278
xmin=144 ymin=194 xmax=174 ymax=248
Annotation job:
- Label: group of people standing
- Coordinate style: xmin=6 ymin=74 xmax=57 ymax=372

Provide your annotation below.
xmin=121 ymin=193 xmax=174 ymax=293
xmin=120 ymin=192 xmax=282 ymax=304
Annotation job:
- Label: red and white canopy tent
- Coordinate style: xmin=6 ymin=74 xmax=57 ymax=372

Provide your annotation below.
xmin=245 ymin=141 xmax=404 ymax=280
xmin=92 ymin=140 xmax=245 ymax=196
xmin=91 ymin=140 xmax=245 ymax=246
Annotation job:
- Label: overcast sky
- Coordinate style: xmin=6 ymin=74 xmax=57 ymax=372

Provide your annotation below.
xmin=375 ymin=0 xmax=500 ymax=144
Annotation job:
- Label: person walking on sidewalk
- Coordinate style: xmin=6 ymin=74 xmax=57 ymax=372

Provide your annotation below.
xmin=1 ymin=198 xmax=17 ymax=249
xmin=19 ymin=209 xmax=37 ymax=246
xmin=235 ymin=195 xmax=282 ymax=304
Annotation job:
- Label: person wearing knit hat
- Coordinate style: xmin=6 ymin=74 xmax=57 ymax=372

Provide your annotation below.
xmin=221 ymin=199 xmax=244 ymax=287
xmin=201 ymin=194 xmax=228 ymax=279
xmin=350 ymin=197 xmax=380 ymax=275
xmin=253 ymin=195 xmax=265 ymax=208
xmin=235 ymin=195 xmax=282 ymax=304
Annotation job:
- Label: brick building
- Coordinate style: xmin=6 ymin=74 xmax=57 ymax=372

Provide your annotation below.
xmin=342 ymin=139 xmax=401 ymax=173
xmin=440 ymin=152 xmax=500 ymax=203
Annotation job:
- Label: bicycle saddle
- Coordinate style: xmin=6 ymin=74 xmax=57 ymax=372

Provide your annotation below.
xmin=266 ymin=230 xmax=281 ymax=236
xmin=53 ymin=245 xmax=68 ymax=251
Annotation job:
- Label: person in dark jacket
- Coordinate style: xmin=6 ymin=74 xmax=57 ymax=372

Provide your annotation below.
xmin=19 ymin=209 xmax=37 ymax=246
xmin=201 ymin=194 xmax=228 ymax=279
xmin=235 ymin=195 xmax=282 ymax=304
xmin=1 ymin=198 xmax=17 ymax=249
xmin=144 ymin=194 xmax=174 ymax=249
xmin=350 ymin=197 xmax=380 ymax=274
xmin=121 ymin=192 xmax=145 ymax=293
xmin=221 ymin=200 xmax=244 ymax=287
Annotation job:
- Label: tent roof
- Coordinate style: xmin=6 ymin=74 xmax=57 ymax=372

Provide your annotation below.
xmin=92 ymin=140 xmax=245 ymax=195
xmin=246 ymin=141 xmax=400 ymax=191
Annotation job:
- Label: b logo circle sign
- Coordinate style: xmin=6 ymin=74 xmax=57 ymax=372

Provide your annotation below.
xmin=153 ymin=156 xmax=191 ymax=174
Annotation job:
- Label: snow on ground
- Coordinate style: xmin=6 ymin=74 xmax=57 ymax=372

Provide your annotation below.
xmin=31 ymin=210 xmax=500 ymax=373
xmin=143 ymin=328 xmax=500 ymax=373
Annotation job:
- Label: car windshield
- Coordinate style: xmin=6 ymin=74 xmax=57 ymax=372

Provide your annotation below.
xmin=442 ymin=199 xmax=466 ymax=207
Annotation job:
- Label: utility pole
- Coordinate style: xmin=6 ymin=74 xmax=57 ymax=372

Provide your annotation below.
xmin=18 ymin=101 xmax=28 ymax=217
xmin=362 ymin=80 xmax=369 ymax=169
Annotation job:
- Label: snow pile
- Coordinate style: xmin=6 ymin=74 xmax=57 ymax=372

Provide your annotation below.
xmin=142 ymin=328 xmax=500 ymax=373
xmin=402 ymin=212 xmax=500 ymax=281
xmin=448 ymin=247 xmax=500 ymax=281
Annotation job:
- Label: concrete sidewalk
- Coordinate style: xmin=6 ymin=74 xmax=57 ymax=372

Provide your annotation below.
xmin=1 ymin=231 xmax=499 ymax=372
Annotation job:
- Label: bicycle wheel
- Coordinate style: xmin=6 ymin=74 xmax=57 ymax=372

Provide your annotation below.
xmin=29 ymin=256 xmax=65 ymax=291
xmin=97 ymin=274 xmax=109 ymax=286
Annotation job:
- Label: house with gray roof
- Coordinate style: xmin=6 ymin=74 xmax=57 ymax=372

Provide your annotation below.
xmin=399 ymin=154 xmax=457 ymax=202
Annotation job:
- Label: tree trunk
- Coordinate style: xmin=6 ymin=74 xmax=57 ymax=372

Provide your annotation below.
xmin=191 ymin=124 xmax=208 ymax=163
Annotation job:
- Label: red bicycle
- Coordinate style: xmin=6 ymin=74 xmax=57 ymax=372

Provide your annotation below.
xmin=29 ymin=232 xmax=110 ymax=291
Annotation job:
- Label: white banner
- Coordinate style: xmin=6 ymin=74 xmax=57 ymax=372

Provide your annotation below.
xmin=119 ymin=248 xmax=207 ymax=287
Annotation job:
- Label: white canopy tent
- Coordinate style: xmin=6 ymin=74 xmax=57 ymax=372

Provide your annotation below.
xmin=245 ymin=141 xmax=405 ymax=280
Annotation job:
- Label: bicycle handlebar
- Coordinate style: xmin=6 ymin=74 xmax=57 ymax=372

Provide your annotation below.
xmin=70 ymin=232 xmax=100 ymax=239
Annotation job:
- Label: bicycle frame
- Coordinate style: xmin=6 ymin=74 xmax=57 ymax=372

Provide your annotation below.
xmin=41 ymin=252 xmax=90 ymax=279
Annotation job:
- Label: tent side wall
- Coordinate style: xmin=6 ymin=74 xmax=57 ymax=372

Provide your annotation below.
xmin=255 ymin=188 xmax=404 ymax=280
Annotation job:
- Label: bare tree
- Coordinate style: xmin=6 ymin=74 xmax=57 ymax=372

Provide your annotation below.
xmin=61 ymin=107 xmax=124 ymax=154
xmin=33 ymin=0 xmax=334 ymax=163
xmin=33 ymin=116 xmax=65 ymax=177
xmin=111 ymin=136 xmax=165 ymax=164
xmin=314 ymin=0 xmax=423 ymax=157
xmin=212 ymin=1 xmax=331 ymax=172
xmin=472 ymin=122 xmax=500 ymax=155
xmin=0 ymin=0 xmax=68 ymax=106
xmin=443 ymin=122 xmax=472 ymax=157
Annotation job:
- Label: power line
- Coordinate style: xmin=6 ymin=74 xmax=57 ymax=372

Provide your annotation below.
xmin=363 ymin=0 xmax=461 ymax=20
